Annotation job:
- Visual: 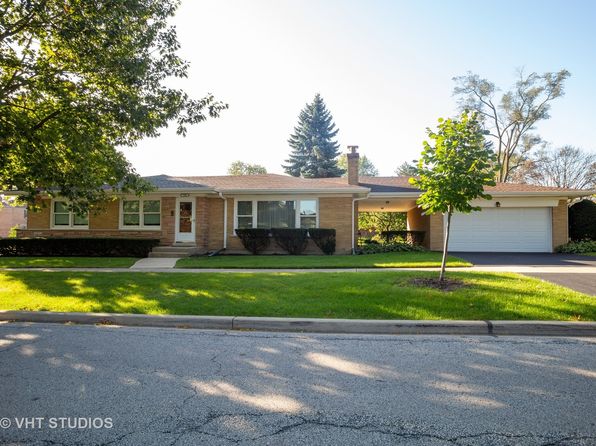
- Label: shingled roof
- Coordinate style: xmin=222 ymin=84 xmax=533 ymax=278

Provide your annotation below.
xmin=143 ymin=174 xmax=368 ymax=192
xmin=357 ymin=176 xmax=589 ymax=194
xmin=142 ymin=174 xmax=591 ymax=196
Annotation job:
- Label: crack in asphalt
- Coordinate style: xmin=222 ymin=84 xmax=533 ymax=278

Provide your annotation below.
xmin=148 ymin=411 xmax=596 ymax=445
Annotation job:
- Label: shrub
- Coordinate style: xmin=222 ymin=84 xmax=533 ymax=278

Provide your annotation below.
xmin=569 ymin=200 xmax=596 ymax=241
xmin=271 ymin=228 xmax=308 ymax=255
xmin=555 ymin=240 xmax=596 ymax=254
xmin=380 ymin=230 xmax=426 ymax=245
xmin=0 ymin=238 xmax=159 ymax=257
xmin=235 ymin=228 xmax=271 ymax=254
xmin=358 ymin=241 xmax=426 ymax=255
xmin=308 ymin=228 xmax=336 ymax=255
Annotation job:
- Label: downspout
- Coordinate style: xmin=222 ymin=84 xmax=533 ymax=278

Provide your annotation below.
xmin=351 ymin=195 xmax=368 ymax=254
xmin=217 ymin=192 xmax=227 ymax=249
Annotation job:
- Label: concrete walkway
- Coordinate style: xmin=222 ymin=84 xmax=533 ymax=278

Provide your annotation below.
xmin=130 ymin=257 xmax=180 ymax=269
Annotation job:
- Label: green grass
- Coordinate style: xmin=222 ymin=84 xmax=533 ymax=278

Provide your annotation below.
xmin=0 ymin=271 xmax=593 ymax=321
xmin=176 ymin=252 xmax=471 ymax=269
xmin=584 ymin=252 xmax=596 ymax=257
xmin=0 ymin=257 xmax=138 ymax=268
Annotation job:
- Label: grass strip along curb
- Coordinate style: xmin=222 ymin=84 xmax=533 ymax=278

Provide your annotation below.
xmin=1 ymin=311 xmax=595 ymax=337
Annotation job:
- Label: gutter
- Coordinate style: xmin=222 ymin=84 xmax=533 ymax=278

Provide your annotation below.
xmin=217 ymin=192 xmax=227 ymax=249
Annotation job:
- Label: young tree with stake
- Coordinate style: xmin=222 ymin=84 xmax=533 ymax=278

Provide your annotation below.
xmin=411 ymin=112 xmax=497 ymax=281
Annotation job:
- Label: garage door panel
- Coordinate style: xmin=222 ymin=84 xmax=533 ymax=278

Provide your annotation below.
xmin=448 ymin=208 xmax=552 ymax=252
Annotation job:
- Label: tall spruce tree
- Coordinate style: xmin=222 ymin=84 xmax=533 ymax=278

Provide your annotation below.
xmin=284 ymin=94 xmax=344 ymax=178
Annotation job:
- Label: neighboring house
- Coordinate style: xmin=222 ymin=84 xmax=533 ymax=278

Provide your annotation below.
xmin=15 ymin=149 xmax=593 ymax=254
xmin=0 ymin=202 xmax=26 ymax=237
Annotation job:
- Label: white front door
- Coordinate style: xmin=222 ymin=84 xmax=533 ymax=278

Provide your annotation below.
xmin=175 ymin=198 xmax=195 ymax=243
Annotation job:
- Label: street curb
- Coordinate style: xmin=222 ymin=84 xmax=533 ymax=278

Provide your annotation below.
xmin=1 ymin=311 xmax=595 ymax=337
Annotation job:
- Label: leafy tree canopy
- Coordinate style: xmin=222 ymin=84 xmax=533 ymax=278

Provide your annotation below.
xmin=283 ymin=93 xmax=344 ymax=178
xmin=338 ymin=153 xmax=379 ymax=177
xmin=227 ymin=161 xmax=267 ymax=175
xmin=358 ymin=212 xmax=405 ymax=234
xmin=411 ymin=111 xmax=497 ymax=280
xmin=0 ymin=0 xmax=227 ymax=212
xmin=453 ymin=69 xmax=569 ymax=182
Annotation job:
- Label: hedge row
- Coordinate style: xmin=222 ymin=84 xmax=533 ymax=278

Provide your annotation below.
xmin=235 ymin=228 xmax=336 ymax=255
xmin=0 ymin=238 xmax=160 ymax=257
xmin=357 ymin=241 xmax=426 ymax=255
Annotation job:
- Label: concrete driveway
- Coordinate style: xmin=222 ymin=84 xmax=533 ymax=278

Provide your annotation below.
xmin=455 ymin=253 xmax=596 ymax=295
xmin=0 ymin=323 xmax=595 ymax=445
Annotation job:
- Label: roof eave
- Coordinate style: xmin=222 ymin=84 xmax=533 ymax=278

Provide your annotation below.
xmin=488 ymin=190 xmax=596 ymax=198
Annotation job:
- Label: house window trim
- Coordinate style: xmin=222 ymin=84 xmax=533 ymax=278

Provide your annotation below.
xmin=233 ymin=197 xmax=319 ymax=233
xmin=50 ymin=199 xmax=89 ymax=230
xmin=119 ymin=198 xmax=162 ymax=230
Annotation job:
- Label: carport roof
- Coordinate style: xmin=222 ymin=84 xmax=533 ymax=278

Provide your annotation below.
xmin=360 ymin=176 xmax=593 ymax=197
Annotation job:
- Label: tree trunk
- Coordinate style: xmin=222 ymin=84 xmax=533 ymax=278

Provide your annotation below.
xmin=440 ymin=208 xmax=452 ymax=282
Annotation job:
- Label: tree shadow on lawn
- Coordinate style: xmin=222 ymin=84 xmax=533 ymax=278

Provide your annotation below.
xmin=0 ymin=271 xmax=594 ymax=321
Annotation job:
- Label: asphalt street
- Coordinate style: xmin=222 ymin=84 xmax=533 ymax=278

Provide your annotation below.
xmin=0 ymin=323 xmax=595 ymax=445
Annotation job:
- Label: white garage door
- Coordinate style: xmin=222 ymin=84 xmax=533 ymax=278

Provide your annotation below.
xmin=448 ymin=208 xmax=552 ymax=252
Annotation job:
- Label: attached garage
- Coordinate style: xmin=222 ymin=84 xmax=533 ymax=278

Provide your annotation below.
xmin=448 ymin=207 xmax=552 ymax=253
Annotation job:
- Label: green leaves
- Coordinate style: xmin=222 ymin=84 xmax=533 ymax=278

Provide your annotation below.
xmin=411 ymin=111 xmax=498 ymax=215
xmin=0 ymin=0 xmax=227 ymax=209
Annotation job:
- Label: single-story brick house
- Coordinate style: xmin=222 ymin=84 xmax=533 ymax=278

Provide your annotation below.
xmin=16 ymin=149 xmax=593 ymax=254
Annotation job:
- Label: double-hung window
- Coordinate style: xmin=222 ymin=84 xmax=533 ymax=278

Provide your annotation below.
xmin=235 ymin=199 xmax=318 ymax=230
xmin=52 ymin=201 xmax=89 ymax=228
xmin=121 ymin=199 xmax=161 ymax=229
xmin=298 ymin=199 xmax=317 ymax=229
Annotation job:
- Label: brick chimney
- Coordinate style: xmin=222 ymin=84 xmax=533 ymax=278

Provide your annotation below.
xmin=346 ymin=145 xmax=360 ymax=185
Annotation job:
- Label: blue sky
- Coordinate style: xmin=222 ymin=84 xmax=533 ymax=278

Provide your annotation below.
xmin=121 ymin=0 xmax=596 ymax=176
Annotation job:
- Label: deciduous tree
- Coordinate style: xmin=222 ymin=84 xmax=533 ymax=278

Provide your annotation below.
xmin=227 ymin=161 xmax=267 ymax=176
xmin=513 ymin=146 xmax=595 ymax=190
xmin=453 ymin=69 xmax=569 ymax=182
xmin=411 ymin=112 xmax=497 ymax=281
xmin=0 ymin=0 xmax=227 ymax=211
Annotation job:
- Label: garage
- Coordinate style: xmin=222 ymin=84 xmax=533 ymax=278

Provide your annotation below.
xmin=448 ymin=207 xmax=552 ymax=253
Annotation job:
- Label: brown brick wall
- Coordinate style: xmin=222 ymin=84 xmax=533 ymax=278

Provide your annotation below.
xmin=23 ymin=197 xmax=176 ymax=245
xmin=347 ymin=153 xmax=359 ymax=185
xmin=207 ymin=197 xmax=225 ymax=250
xmin=90 ymin=200 xmax=119 ymax=230
xmin=222 ymin=197 xmax=354 ymax=254
xmin=26 ymin=198 xmax=51 ymax=229
xmin=552 ymin=200 xmax=569 ymax=250
xmin=319 ymin=197 xmax=354 ymax=254
xmin=160 ymin=197 xmax=175 ymax=245
xmin=406 ymin=206 xmax=430 ymax=249
xmin=17 ymin=229 xmax=161 ymax=239
xmin=428 ymin=213 xmax=444 ymax=251
xmin=195 ymin=197 xmax=209 ymax=249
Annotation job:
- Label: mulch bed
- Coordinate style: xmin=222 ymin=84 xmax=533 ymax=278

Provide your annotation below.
xmin=410 ymin=277 xmax=468 ymax=292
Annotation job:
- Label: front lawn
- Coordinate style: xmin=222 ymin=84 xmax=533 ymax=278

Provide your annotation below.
xmin=176 ymin=252 xmax=471 ymax=269
xmin=0 ymin=271 xmax=593 ymax=321
xmin=0 ymin=257 xmax=138 ymax=268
